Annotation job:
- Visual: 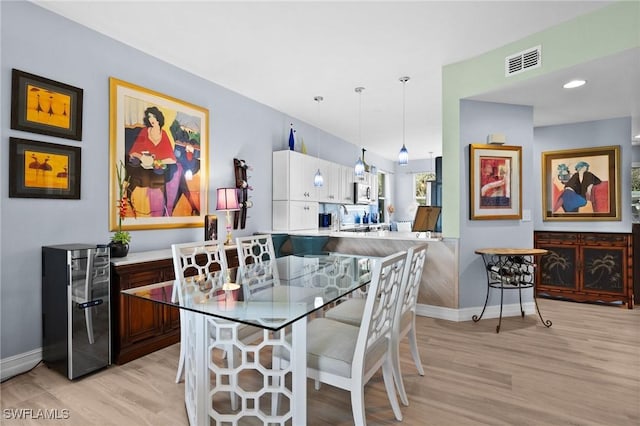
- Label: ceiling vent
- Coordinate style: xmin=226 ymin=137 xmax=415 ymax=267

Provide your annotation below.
xmin=505 ymin=45 xmax=541 ymax=76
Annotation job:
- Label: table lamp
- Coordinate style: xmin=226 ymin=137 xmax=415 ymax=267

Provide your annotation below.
xmin=216 ymin=188 xmax=240 ymax=245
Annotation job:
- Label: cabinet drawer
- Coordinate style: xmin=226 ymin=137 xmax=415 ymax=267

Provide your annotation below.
xmin=535 ymin=232 xmax=579 ymax=245
xmin=581 ymin=233 xmax=629 ymax=246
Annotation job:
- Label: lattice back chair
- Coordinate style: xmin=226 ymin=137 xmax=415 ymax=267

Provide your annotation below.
xmin=235 ymin=234 xmax=277 ymax=268
xmin=171 ymin=240 xmax=229 ymax=384
xmin=323 ymin=243 xmax=428 ymax=406
xmin=390 ymin=243 xmax=428 ymax=406
xmin=271 ymin=251 xmax=407 ymax=424
xmin=238 ymin=258 xmax=281 ymax=302
xmin=171 ymin=241 xmax=263 ymax=396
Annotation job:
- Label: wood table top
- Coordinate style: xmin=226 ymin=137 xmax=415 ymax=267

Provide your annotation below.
xmin=475 ymin=248 xmax=549 ymax=256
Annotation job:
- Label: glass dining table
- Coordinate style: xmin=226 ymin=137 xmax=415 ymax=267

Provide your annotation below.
xmin=122 ymin=253 xmax=375 ymax=425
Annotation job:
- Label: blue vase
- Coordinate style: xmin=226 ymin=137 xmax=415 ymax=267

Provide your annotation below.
xmin=288 ymin=126 xmax=295 ymax=150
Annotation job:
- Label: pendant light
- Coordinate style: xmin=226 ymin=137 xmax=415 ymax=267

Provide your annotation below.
xmin=354 ymin=86 xmax=365 ymax=177
xmin=426 ymin=151 xmax=436 ymax=181
xmin=313 ymin=95 xmax=324 ymax=187
xmin=398 ymin=76 xmax=410 ymax=166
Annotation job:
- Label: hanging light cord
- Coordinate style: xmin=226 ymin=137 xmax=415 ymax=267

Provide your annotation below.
xmin=314 ymin=96 xmax=323 ymax=158
xmin=402 ymin=79 xmax=406 ymax=147
xmin=358 ymin=88 xmax=362 ymax=148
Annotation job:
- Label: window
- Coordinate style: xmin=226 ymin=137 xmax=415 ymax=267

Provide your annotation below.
xmin=414 ymin=172 xmax=435 ymax=206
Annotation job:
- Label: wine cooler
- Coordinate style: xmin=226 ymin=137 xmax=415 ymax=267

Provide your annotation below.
xmin=42 ymin=244 xmax=111 ymax=379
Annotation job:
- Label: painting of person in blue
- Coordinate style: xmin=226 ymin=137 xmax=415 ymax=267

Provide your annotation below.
xmin=553 ymin=161 xmax=602 ymax=212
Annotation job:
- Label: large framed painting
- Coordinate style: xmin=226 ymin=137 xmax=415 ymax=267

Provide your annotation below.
xmin=11 ymin=69 xmax=83 ymax=141
xmin=542 ymin=145 xmax=620 ymax=221
xmin=469 ymin=144 xmax=522 ymax=220
xmin=9 ymin=137 xmax=81 ymax=199
xmin=109 ymin=78 xmax=209 ymax=231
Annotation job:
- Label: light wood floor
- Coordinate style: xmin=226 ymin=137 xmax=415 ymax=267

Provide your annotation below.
xmin=2 ymin=298 xmax=639 ymax=425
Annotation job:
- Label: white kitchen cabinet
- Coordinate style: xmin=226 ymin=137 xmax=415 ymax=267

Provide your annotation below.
xmin=272 ymin=200 xmax=319 ymax=231
xmin=316 ymin=159 xmax=341 ymax=203
xmin=340 ymin=165 xmax=355 ymax=204
xmin=273 ymin=150 xmax=318 ymax=201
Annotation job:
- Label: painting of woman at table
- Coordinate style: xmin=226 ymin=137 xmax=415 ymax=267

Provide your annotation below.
xmin=124 ymin=103 xmax=202 ymax=218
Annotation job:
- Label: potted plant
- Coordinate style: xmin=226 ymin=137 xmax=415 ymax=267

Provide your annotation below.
xmin=109 ymin=161 xmax=133 ymax=257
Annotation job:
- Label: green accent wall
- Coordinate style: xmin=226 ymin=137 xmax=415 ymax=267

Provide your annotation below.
xmin=442 ymin=1 xmax=640 ymax=237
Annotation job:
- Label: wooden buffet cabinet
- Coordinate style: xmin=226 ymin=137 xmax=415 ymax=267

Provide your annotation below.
xmin=110 ymin=248 xmax=240 ymax=364
xmin=534 ymin=231 xmax=633 ymax=308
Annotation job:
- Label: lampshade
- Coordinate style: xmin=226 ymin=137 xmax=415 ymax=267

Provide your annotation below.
xmin=216 ymin=188 xmax=240 ymax=211
xmin=398 ymin=144 xmax=409 ymax=165
xmin=354 ymin=157 xmax=365 ymax=177
xmin=398 ymin=76 xmax=410 ymax=166
xmin=314 ymin=168 xmax=324 ymax=187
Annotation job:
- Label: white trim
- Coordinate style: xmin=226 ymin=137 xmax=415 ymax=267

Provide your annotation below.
xmin=1 ymin=347 xmax=42 ymax=382
xmin=416 ymin=302 xmax=536 ymax=322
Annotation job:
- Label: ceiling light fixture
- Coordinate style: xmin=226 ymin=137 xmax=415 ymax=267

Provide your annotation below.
xmin=354 ymin=87 xmax=365 ymax=177
xmin=563 ymin=79 xmax=586 ymax=89
xmin=426 ymin=151 xmax=436 ymax=181
xmin=398 ymin=76 xmax=410 ymax=165
xmin=313 ymin=95 xmax=324 ymax=187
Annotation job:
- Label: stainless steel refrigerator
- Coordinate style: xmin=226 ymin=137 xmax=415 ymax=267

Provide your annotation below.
xmin=42 ymin=244 xmax=111 ymax=379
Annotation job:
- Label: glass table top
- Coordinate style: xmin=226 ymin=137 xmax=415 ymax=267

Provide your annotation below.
xmin=122 ymin=253 xmax=376 ymax=331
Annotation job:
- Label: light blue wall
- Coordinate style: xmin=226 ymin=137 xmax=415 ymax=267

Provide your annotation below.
xmin=0 ymin=1 xmax=391 ymax=359
xmin=533 ymin=117 xmax=632 ymax=232
xmin=393 ymin=158 xmax=431 ymax=222
xmin=458 ymin=100 xmax=535 ymax=309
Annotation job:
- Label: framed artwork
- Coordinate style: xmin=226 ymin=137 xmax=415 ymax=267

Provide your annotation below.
xmin=109 ymin=78 xmax=209 ymax=231
xmin=469 ymin=144 xmax=522 ymax=220
xmin=204 ymin=215 xmax=218 ymax=241
xmin=11 ymin=69 xmax=83 ymax=141
xmin=9 ymin=137 xmax=81 ymax=199
xmin=542 ymin=145 xmax=620 ymax=221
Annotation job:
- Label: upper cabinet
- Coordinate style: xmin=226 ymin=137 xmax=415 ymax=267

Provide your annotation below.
xmin=340 ymin=165 xmax=355 ymax=204
xmin=316 ymin=160 xmax=341 ymax=203
xmin=273 ymin=150 xmax=317 ymax=201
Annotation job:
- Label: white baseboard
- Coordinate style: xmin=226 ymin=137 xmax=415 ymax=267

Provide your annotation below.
xmin=416 ymin=302 xmax=535 ymax=322
xmin=1 ymin=348 xmax=42 ymax=382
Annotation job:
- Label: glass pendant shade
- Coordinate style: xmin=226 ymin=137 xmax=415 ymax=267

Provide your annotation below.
xmin=313 ymin=95 xmax=324 ymax=187
xmin=398 ymin=144 xmax=409 ymax=165
xmin=354 ymin=157 xmax=365 ymax=177
xmin=314 ymin=168 xmax=324 ymax=187
xmin=398 ymin=76 xmax=410 ymax=166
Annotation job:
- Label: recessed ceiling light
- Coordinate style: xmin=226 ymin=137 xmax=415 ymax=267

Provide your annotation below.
xmin=563 ymin=79 xmax=587 ymax=89
xmin=634 ymin=134 xmax=640 ymax=140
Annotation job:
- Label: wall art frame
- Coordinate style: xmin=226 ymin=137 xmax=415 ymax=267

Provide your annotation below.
xmin=9 ymin=137 xmax=81 ymax=199
xmin=11 ymin=69 xmax=84 ymax=141
xmin=542 ymin=145 xmax=620 ymax=221
xmin=469 ymin=144 xmax=522 ymax=220
xmin=109 ymin=77 xmax=209 ymax=231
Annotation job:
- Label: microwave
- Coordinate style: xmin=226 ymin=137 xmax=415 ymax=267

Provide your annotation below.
xmin=353 ymin=182 xmax=371 ymax=204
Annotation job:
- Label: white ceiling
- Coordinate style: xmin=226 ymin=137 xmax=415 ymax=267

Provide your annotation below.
xmin=35 ymin=0 xmax=632 ymax=161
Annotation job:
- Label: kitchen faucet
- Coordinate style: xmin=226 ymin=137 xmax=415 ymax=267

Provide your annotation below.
xmin=336 ymin=204 xmax=349 ymax=231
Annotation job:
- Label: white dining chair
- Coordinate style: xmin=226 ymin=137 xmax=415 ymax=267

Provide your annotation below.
xmin=272 ymin=250 xmax=408 ymax=424
xmin=235 ymin=234 xmax=276 ymax=268
xmin=324 ymin=243 xmax=428 ymax=406
xmin=171 ymin=240 xmax=262 ymax=395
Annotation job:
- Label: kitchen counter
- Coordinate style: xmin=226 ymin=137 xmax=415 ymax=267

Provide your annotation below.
xmin=270 ymin=229 xmax=456 ymax=310
xmin=286 ymin=229 xmax=443 ymax=242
